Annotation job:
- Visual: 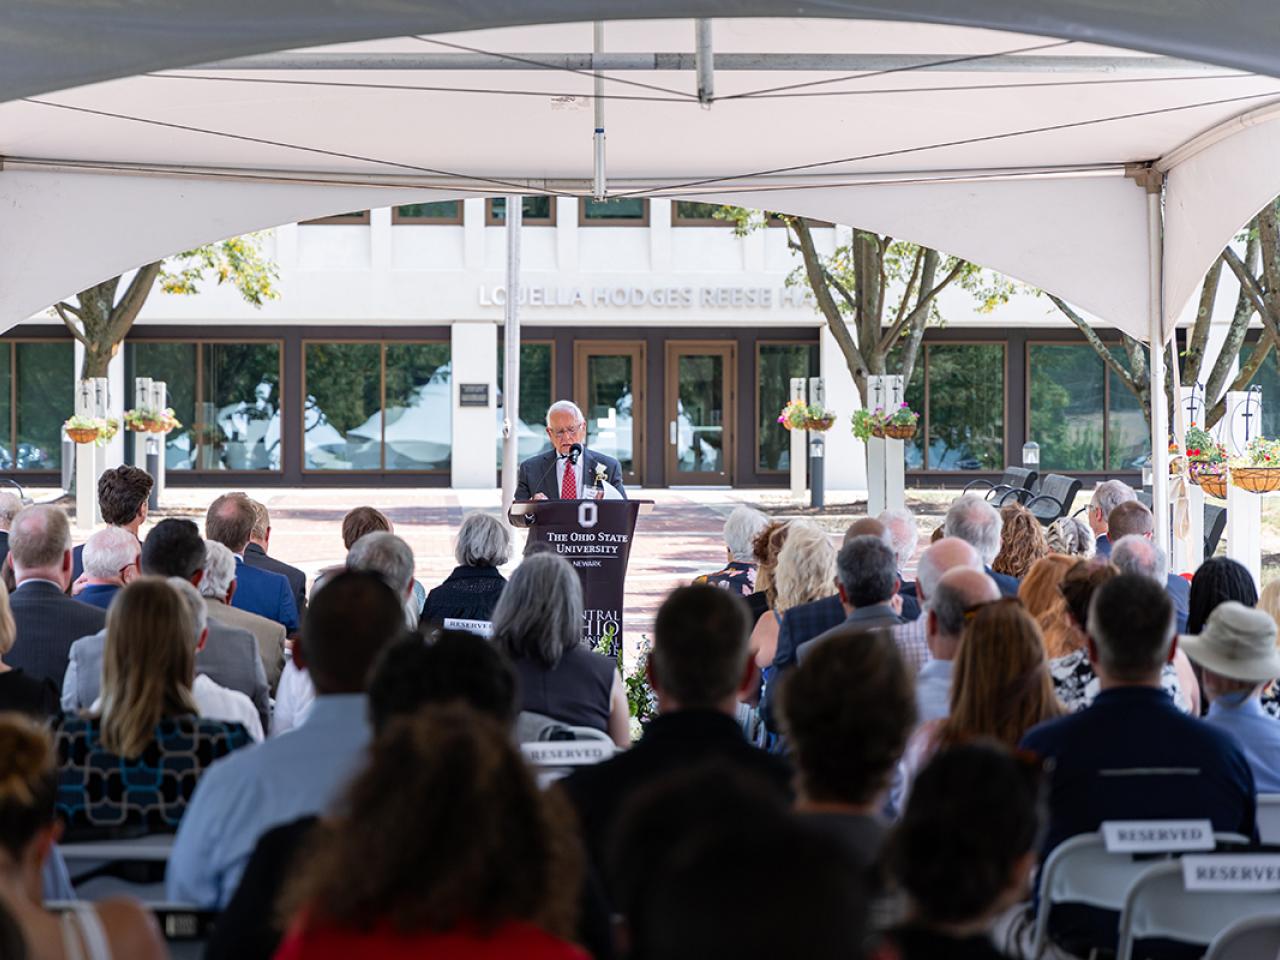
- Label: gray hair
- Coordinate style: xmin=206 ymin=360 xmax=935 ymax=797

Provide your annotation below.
xmin=930 ymin=577 xmax=973 ymax=639
xmin=9 ymin=505 xmax=71 ymax=570
xmin=167 ymin=576 xmax=209 ymax=641
xmin=0 ymin=493 xmax=22 ymax=529
xmin=200 ymin=540 xmax=237 ymax=599
xmin=723 ymin=505 xmax=769 ymax=562
xmin=915 ymin=538 xmax=981 ymax=598
xmin=545 ymin=400 xmax=585 ymax=426
xmin=944 ymin=495 xmax=1002 ymax=566
xmin=347 ymin=532 xmax=416 ymax=597
xmin=1110 ymin=534 xmax=1169 ymax=585
xmin=491 ymin=552 xmax=583 ymax=669
xmin=1091 ymin=479 xmax=1137 ymax=521
xmin=454 ymin=512 xmax=512 ymax=568
xmin=1046 ymin=516 xmax=1094 ymax=557
xmin=82 ymin=526 xmax=140 ymax=579
xmin=877 ymin=507 xmax=919 ymax=568
xmin=836 ymin=535 xmax=898 ymax=607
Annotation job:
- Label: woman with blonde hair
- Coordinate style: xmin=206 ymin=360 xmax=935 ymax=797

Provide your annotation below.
xmin=895 ymin=599 xmax=1062 ymax=808
xmin=751 ymin=520 xmax=837 ymax=670
xmin=54 ymin=577 xmax=253 ymax=836
xmin=0 ymin=713 xmax=166 ymax=959
xmin=992 ymin=502 xmax=1049 ymax=579
xmin=1257 ymin=579 xmax=1280 ymax=718
xmin=0 ymin=580 xmax=57 ymax=719
xmin=1018 ymin=553 xmax=1077 ymax=658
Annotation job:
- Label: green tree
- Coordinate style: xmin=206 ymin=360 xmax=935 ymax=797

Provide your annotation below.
xmin=51 ymin=234 xmax=279 ymax=379
xmin=717 ymin=208 xmax=1014 ymax=405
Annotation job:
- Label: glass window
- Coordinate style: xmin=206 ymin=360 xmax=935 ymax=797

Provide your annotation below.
xmin=1245 ymin=342 xmax=1280 ymax=439
xmin=580 ymin=198 xmax=648 ymax=224
xmin=487 ymin=197 xmax=554 ymax=225
xmin=393 ymin=201 xmax=462 ymax=224
xmin=923 ymin=344 xmax=1005 ymax=471
xmin=16 ymin=342 xmax=73 ymax=471
xmin=673 ymin=201 xmax=725 ymax=225
xmin=203 ymin=344 xmax=282 ymax=471
xmin=301 ymin=211 xmax=370 ymax=225
xmin=1107 ymin=346 xmax=1150 ymax=471
xmin=304 ymin=343 xmax=382 ymax=470
xmin=126 ymin=342 xmax=197 ymax=470
xmin=384 ymin=343 xmax=451 ymax=471
xmin=1029 ymin=345 xmax=1104 ymax=472
xmin=497 ymin=343 xmax=554 ymax=466
xmin=757 ymin=344 xmax=819 ymax=471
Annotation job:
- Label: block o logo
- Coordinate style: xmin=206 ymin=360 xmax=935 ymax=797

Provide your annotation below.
xmin=578 ymin=501 xmax=598 ymax=529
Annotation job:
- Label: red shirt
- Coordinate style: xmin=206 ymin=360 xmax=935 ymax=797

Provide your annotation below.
xmin=273 ymin=919 xmax=589 ymax=960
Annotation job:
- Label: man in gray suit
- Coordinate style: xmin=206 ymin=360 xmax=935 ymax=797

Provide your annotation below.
xmin=62 ymin=517 xmax=269 ymax=728
xmin=8 ymin=505 xmax=106 ymax=689
xmin=796 ymin=536 xmax=906 ymax=664
xmin=201 ymin=539 xmax=286 ymax=688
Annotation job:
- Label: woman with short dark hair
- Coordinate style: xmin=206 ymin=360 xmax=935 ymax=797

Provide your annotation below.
xmin=275 ymin=704 xmax=587 ymax=960
xmin=421 ymin=512 xmax=511 ymax=627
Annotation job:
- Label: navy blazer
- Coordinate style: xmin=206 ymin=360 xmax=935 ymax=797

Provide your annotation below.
xmin=760 ymin=593 xmax=846 ymax=734
xmin=243 ymin=543 xmax=307 ymax=629
xmin=231 ymin=558 xmax=299 ymax=634
xmin=513 ymin=448 xmax=625 ymax=502
xmin=8 ymin=581 xmax=106 ymax=689
xmin=985 ymin=565 xmax=1021 ymax=598
xmin=1167 ymin=573 xmax=1191 ymax=633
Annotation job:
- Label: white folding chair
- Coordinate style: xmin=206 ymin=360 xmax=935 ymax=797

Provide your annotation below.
xmin=1257 ymin=794 xmax=1280 ymax=844
xmin=59 ymin=834 xmax=174 ymax=901
xmin=1204 ymin=913 xmax=1280 ymax=960
xmin=1116 ymin=861 xmax=1280 ymax=960
xmin=1031 ymin=831 xmax=1249 ymax=959
xmin=521 ymin=739 xmax=615 ymax=787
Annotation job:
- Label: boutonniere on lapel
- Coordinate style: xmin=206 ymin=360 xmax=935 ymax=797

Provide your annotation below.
xmin=594 ymin=463 xmax=608 ymax=484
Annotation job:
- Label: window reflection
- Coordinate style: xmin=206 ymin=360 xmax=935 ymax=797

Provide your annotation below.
xmin=758 ymin=344 xmax=818 ymax=471
xmin=585 ymin=355 xmax=635 ymax=473
xmin=1030 ymin=345 xmax=1104 ymax=472
xmin=497 ymin=343 xmax=554 ymax=466
xmin=905 ymin=344 xmax=1004 ymax=472
xmin=676 ymin=354 xmax=725 ymax=473
xmin=204 ymin=344 xmax=281 ymax=471
xmin=384 ymin=343 xmax=451 ymax=471
xmin=16 ymin=343 xmax=73 ymax=471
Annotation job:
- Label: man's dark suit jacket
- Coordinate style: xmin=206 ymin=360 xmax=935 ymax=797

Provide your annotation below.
xmin=760 ymin=594 xmax=845 ymax=733
xmin=243 ymin=543 xmax=306 ymax=630
xmin=9 ymin=581 xmax=106 ymax=689
xmin=513 ymin=448 xmax=625 ymax=502
xmin=231 ymin=558 xmax=299 ymax=634
xmin=986 ymin=565 xmax=1020 ymax=597
xmin=0 ymin=530 xmax=10 ymax=575
xmin=795 ymin=603 xmax=905 ymax=664
xmin=559 ymin=711 xmax=791 ymax=877
xmin=71 ymin=543 xmax=84 ymax=583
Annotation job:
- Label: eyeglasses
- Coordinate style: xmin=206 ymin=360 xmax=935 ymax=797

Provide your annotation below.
xmin=548 ymin=424 xmax=585 ymax=438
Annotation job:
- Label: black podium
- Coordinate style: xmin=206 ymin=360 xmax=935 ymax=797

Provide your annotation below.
xmin=508 ymin=499 xmax=650 ymax=659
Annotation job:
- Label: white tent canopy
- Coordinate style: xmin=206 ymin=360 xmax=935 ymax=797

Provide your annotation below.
xmin=7 ymin=11 xmax=1280 ymax=541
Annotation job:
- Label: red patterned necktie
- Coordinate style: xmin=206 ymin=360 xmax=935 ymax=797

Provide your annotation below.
xmin=560 ymin=459 xmax=577 ymax=499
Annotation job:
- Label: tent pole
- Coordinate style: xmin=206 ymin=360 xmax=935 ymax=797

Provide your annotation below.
xmin=1146 ymin=177 xmax=1170 ymax=553
xmin=500 ymin=195 xmax=523 ymax=512
xmin=592 ymin=22 xmax=606 ymax=200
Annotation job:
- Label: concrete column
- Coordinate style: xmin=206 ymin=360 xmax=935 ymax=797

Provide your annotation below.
xmin=820 ymin=326 xmax=864 ymax=492
xmin=450 ymin=321 xmax=498 ymax=489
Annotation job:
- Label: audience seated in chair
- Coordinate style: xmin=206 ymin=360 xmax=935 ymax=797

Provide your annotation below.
xmin=781 ymin=627 xmax=916 ymax=929
xmin=421 ymin=511 xmax=511 ymax=628
xmin=208 ymin=629 xmax=530 ymax=960
xmin=75 ymin=526 xmax=140 ymax=611
xmin=200 ymin=539 xmax=287 ymax=689
xmin=749 ymin=519 xmax=835 ymax=671
xmin=882 ymin=743 xmax=1043 ymax=960
xmin=944 ymin=495 xmax=1020 ymax=597
xmin=896 ymin=596 xmax=1061 ymax=812
xmin=0 ymin=714 xmax=166 ymax=959
xmin=244 ymin=498 xmax=307 ymax=629
xmin=1045 ymin=560 xmax=1193 ymax=714
xmin=879 ymin=506 xmax=923 ymax=622
xmin=912 ymin=562 xmax=1000 ymax=725
xmin=1017 ymin=554 xmax=1077 ymax=657
xmin=323 ymin=506 xmax=427 ymax=614
xmin=992 ymin=502 xmax=1049 ymax=580
xmin=0 ymin=578 xmax=58 ymax=720
xmin=62 ymin=518 xmax=270 ymax=729
xmin=1107 ymin=500 xmax=1192 ymax=631
xmin=694 ymin=505 xmax=770 ymax=620
xmin=1187 ymin=555 xmax=1259 ymax=634
xmin=274 ymin=703 xmax=587 ymax=960
xmin=560 ymin=585 xmax=790 ymax=893
xmin=1019 ymin=574 xmax=1257 ymax=956
xmin=55 ymin=577 xmax=254 ymax=837
xmin=492 ymin=552 xmax=630 ymax=748
xmin=0 ymin=492 xmax=22 ymax=575
xmin=796 ymin=536 xmax=906 ymax=664
xmin=70 ymin=464 xmax=152 ymax=583
xmin=346 ymin=531 xmax=420 ymax=630
xmin=1087 ymin=478 xmax=1138 ymax=559
xmin=1045 ymin=515 xmax=1094 ymax=559
xmin=206 ymin=492 xmax=298 ymax=634
xmin=743 ymin=520 xmax=791 ymax=669
xmin=7 ymin=505 xmax=105 ymax=690
xmin=1257 ymin=579 xmax=1280 ymax=718
xmin=167 ymin=570 xmax=408 ymax=908
xmin=1181 ymin=601 xmax=1280 ymax=792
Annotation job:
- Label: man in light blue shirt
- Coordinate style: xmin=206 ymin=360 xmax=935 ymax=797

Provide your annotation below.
xmin=1181 ymin=601 xmax=1280 ymax=793
xmin=167 ymin=570 xmax=408 ymax=907
xmin=909 ymin=539 xmax=995 ymax=725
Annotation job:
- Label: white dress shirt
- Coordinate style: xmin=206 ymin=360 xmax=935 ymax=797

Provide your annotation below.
xmin=271 ymin=657 xmax=316 ymax=736
xmin=193 ymin=675 xmax=264 ymax=742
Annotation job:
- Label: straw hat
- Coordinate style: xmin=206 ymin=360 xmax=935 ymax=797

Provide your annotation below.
xmin=1179 ymin=602 xmax=1280 ymax=683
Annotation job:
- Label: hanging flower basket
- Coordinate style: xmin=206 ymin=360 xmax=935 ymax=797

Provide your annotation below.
xmin=1231 ymin=467 xmax=1280 ymax=494
xmin=125 ymin=407 xmax=182 ymax=435
xmin=1188 ymin=461 xmax=1228 ymax=499
xmin=1197 ymin=473 xmax=1229 ymax=499
xmin=805 ymin=415 xmax=836 ymax=432
xmin=883 ymin=422 xmax=917 ymax=440
xmin=95 ymin=418 xmax=119 ymax=445
xmin=778 ymin=400 xmax=835 ymax=432
xmin=64 ymin=425 xmax=100 ymax=445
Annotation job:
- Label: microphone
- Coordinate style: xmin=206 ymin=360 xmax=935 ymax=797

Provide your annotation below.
xmin=568 ymin=442 xmax=583 ymax=465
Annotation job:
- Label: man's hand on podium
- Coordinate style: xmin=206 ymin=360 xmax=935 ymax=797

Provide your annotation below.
xmin=532 ymin=493 xmax=548 ymax=501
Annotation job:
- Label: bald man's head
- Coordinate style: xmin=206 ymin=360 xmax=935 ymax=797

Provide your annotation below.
xmin=914 ymin=537 xmax=982 ymax=602
xmin=928 ymin=567 xmax=1001 ymax=657
xmin=843 ymin=517 xmax=887 ymax=546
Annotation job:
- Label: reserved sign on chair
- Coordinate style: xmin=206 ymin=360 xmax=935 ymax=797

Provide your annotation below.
xmin=1181 ymin=855 xmax=1280 ymax=891
xmin=1101 ymin=820 xmax=1216 ymax=853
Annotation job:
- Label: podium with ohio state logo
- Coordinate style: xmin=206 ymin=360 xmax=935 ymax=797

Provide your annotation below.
xmin=508 ymin=499 xmax=651 ymax=660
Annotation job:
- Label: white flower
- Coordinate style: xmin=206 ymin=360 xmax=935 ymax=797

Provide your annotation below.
xmin=594 ymin=463 xmax=608 ymax=481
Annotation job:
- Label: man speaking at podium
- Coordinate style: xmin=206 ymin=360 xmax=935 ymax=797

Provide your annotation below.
xmin=515 ymin=400 xmax=626 ymax=501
